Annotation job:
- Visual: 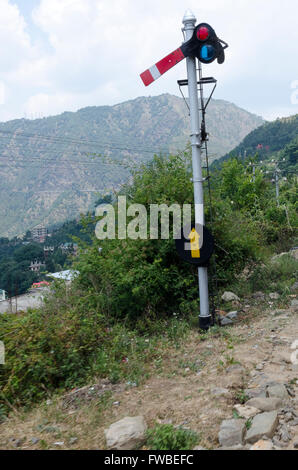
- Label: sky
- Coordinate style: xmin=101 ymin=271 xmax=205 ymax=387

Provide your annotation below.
xmin=0 ymin=0 xmax=297 ymax=122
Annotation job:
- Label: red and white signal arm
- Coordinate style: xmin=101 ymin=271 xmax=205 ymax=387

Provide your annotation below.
xmin=140 ymin=23 xmax=227 ymax=87
xmin=140 ymin=47 xmax=186 ymax=87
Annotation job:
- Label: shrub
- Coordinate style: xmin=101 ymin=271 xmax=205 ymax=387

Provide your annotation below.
xmin=146 ymin=424 xmax=199 ymax=450
xmin=0 ymin=281 xmax=191 ymax=409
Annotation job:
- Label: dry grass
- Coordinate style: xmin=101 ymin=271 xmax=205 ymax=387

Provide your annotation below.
xmin=1 ymin=302 xmax=297 ymax=450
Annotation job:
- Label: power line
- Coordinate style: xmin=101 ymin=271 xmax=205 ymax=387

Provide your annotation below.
xmin=0 ymin=151 xmax=142 ymax=169
xmin=0 ymin=128 xmax=174 ymax=155
xmin=7 ymin=189 xmax=114 ymax=193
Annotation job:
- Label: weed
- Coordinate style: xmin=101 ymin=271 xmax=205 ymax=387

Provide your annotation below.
xmin=224 ymin=355 xmax=240 ymax=366
xmin=235 ymin=390 xmax=249 ymax=405
xmin=39 ymin=440 xmax=48 ymax=450
xmin=245 ymin=419 xmax=253 ymax=430
xmin=0 ymin=404 xmax=7 ymax=424
xmin=146 ymin=424 xmax=199 ymax=451
xmin=289 ymin=378 xmax=298 ymax=385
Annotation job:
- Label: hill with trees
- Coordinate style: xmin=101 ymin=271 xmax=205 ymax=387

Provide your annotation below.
xmin=1 ymin=149 xmax=297 ymax=413
xmin=0 ymin=94 xmax=263 ymax=238
xmin=0 ymin=218 xmax=93 ymax=297
xmin=215 ymin=114 xmax=298 ymax=175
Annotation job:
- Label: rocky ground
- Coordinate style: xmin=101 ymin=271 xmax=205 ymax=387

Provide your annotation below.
xmin=0 ymin=289 xmax=297 ymax=451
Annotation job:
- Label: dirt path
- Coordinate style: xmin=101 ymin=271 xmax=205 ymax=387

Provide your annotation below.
xmin=0 ymin=302 xmax=297 ymax=450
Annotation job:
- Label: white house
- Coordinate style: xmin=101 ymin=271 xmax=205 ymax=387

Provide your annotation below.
xmin=0 ymin=290 xmax=6 ymax=301
xmin=46 ymin=270 xmax=79 ymax=282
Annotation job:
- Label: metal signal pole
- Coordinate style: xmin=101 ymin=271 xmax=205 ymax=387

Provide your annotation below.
xmin=182 ymin=10 xmax=211 ymax=330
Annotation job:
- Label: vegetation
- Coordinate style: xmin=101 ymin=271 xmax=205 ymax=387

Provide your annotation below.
xmin=0 ymin=149 xmax=297 ymax=413
xmin=146 ymin=424 xmax=199 ymax=450
xmin=0 ymin=95 xmax=263 ymax=238
xmin=216 ymin=114 xmax=298 ymax=175
xmin=0 ymin=280 xmax=191 ymax=409
xmin=0 ymin=219 xmax=92 ymax=297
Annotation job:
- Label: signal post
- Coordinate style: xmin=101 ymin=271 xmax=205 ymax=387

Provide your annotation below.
xmin=140 ymin=10 xmax=228 ymax=330
xmin=182 ymin=10 xmax=210 ymax=330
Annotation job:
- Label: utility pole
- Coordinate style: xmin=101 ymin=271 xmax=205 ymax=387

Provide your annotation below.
xmin=182 ymin=10 xmax=211 ymax=331
xmin=252 ymin=164 xmax=256 ymax=183
xmin=140 ymin=10 xmax=228 ymax=330
xmin=275 ymin=163 xmax=280 ymax=205
xmin=15 ymin=282 xmax=18 ymax=314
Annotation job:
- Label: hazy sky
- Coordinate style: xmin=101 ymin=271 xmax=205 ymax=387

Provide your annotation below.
xmin=0 ymin=0 xmax=297 ymax=122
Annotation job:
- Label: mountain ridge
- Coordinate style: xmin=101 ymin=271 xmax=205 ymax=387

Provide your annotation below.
xmin=215 ymin=113 xmax=298 ymax=173
xmin=0 ymin=93 xmax=264 ymax=238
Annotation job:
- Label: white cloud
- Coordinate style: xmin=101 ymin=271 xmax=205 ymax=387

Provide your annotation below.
xmin=0 ymin=82 xmax=6 ymax=105
xmin=0 ymin=0 xmax=32 ymax=71
xmin=0 ymin=0 xmax=297 ymax=121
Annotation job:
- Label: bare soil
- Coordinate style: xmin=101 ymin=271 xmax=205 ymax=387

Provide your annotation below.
xmin=0 ymin=301 xmax=297 ymax=450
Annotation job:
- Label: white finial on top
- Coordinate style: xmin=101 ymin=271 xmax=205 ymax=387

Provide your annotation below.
xmin=182 ymin=9 xmax=196 ymax=25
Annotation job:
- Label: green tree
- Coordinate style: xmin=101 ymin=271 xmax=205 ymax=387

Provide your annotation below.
xmin=13 ymin=243 xmax=44 ymax=263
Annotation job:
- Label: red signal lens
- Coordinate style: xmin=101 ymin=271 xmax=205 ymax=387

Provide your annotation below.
xmin=197 ymin=26 xmax=209 ymax=41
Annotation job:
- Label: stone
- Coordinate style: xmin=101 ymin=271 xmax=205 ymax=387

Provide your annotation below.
xmin=9 ymin=438 xmax=25 ymax=448
xmin=272 ymin=352 xmax=292 ymax=364
xmin=291 ymin=299 xmax=298 ymax=308
xmin=244 ymin=388 xmax=266 ymax=400
xmin=245 ymin=411 xmax=279 ymax=444
xmin=272 ymin=253 xmax=288 ymax=261
xmin=31 ymin=437 xmax=40 ymax=445
xmin=226 ymin=311 xmax=238 ymax=320
xmin=289 ymin=418 xmax=298 ymax=426
xmin=291 ymin=282 xmax=298 ymax=292
xmin=193 ymin=446 xmax=206 ymax=450
xmin=284 ymin=412 xmax=293 ymax=422
xmin=226 ymin=364 xmax=245 ymax=373
xmin=216 ymin=445 xmax=246 ymax=450
xmin=69 ymin=437 xmax=78 ymax=445
xmin=220 ymin=317 xmax=234 ymax=326
xmin=266 ymin=384 xmax=289 ymax=400
xmin=269 ymin=293 xmax=280 ymax=300
xmin=252 ymin=292 xmax=265 ymax=300
xmin=53 ymin=442 xmax=64 ymax=447
xmin=279 ymin=426 xmax=291 ymax=443
xmin=234 ymin=404 xmax=260 ymax=420
xmin=105 ymin=416 xmax=147 ymax=450
xmin=293 ymin=441 xmax=298 ymax=449
xmin=211 ymin=387 xmax=231 ymax=398
xmin=224 ymin=372 xmax=244 ymax=389
xmin=218 ymin=419 xmax=246 ymax=447
xmin=246 ymin=397 xmax=282 ymax=412
xmin=290 ymin=248 xmax=298 ymax=260
xmin=222 ymin=292 xmax=240 ymax=303
xmin=220 ymin=316 xmax=234 ymax=326
xmin=273 ymin=437 xmax=287 ymax=449
xmin=250 ymin=439 xmax=273 ymax=450
xmin=270 ymin=309 xmax=288 ymax=317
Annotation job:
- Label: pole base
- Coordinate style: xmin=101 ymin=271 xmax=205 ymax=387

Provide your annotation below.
xmin=199 ymin=315 xmax=212 ymax=331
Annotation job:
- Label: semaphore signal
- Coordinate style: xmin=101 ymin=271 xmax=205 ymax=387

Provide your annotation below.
xmin=140 ymin=10 xmax=228 ymax=330
xmin=140 ymin=22 xmax=227 ymax=87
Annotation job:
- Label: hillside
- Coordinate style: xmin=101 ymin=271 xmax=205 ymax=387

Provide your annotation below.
xmin=0 ymin=94 xmax=263 ymax=238
xmin=216 ymin=114 xmax=298 ymax=173
xmin=0 ymin=149 xmax=297 ymax=451
xmin=1 ymin=295 xmax=298 ymax=450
